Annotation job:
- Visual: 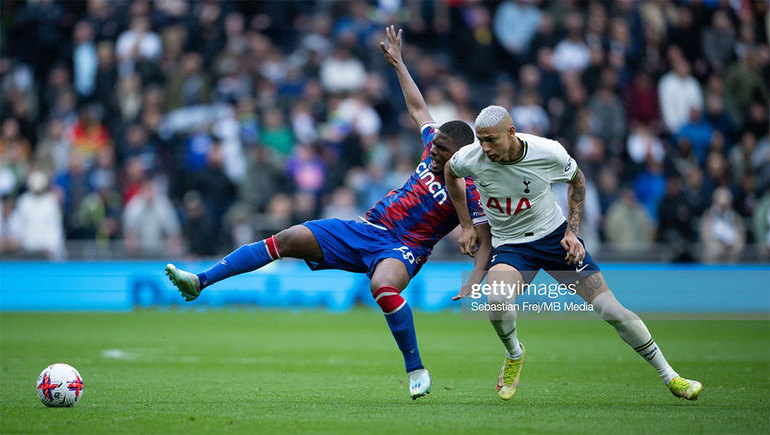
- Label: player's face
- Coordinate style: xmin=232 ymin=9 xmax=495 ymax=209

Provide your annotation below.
xmin=429 ymin=132 xmax=457 ymax=173
xmin=476 ymin=125 xmax=513 ymax=162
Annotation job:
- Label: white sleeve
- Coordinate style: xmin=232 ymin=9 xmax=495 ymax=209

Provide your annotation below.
xmin=449 ymin=145 xmax=474 ymax=178
xmin=548 ymin=141 xmax=578 ymax=183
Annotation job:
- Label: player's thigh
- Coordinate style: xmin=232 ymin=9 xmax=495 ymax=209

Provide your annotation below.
xmin=369 ymin=258 xmax=410 ymax=293
xmin=573 ymin=271 xmax=609 ymax=303
xmin=487 ymin=263 xmax=525 ymax=304
xmin=275 ymin=225 xmax=324 ymax=262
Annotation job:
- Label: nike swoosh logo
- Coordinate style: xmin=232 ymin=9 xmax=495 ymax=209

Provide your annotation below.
xmin=479 ymin=182 xmax=492 ymax=187
xmin=575 ymin=263 xmax=588 ymax=272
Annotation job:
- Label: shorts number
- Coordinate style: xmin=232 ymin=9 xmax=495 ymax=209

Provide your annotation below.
xmin=393 ymin=246 xmax=416 ymax=264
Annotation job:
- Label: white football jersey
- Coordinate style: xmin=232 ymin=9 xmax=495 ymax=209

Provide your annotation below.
xmin=450 ymin=133 xmax=578 ymax=247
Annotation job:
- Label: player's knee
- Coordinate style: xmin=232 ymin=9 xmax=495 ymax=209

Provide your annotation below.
xmin=591 ymin=291 xmax=639 ymax=322
xmin=369 ymin=279 xmax=389 ymax=294
xmin=274 ymin=226 xmax=305 ymax=257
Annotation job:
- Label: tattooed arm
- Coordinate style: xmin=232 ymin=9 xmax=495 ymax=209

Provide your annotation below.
xmin=560 ymin=168 xmax=586 ymax=265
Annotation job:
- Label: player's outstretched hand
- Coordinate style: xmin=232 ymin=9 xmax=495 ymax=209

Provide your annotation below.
xmin=379 ymin=25 xmax=403 ymax=67
xmin=452 ymin=283 xmax=473 ymax=301
xmin=560 ymin=233 xmax=585 ymax=265
xmin=458 ymin=226 xmax=478 ymax=257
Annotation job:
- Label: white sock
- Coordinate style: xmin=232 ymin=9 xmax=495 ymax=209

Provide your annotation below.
xmin=489 ymin=309 xmax=522 ymax=360
xmin=591 ymin=291 xmax=679 ymax=385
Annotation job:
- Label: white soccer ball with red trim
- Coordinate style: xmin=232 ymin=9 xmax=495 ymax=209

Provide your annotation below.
xmin=36 ymin=363 xmax=84 ymax=407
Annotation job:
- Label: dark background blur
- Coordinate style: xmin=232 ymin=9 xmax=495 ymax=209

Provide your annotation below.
xmin=0 ymin=0 xmax=767 ymax=263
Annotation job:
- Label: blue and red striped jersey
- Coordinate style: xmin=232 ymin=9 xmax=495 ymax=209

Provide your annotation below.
xmin=364 ymin=122 xmax=487 ymax=254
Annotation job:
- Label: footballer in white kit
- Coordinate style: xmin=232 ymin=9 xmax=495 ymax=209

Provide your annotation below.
xmin=449 ymin=129 xmax=599 ymax=284
xmin=445 ymin=105 xmax=702 ymax=402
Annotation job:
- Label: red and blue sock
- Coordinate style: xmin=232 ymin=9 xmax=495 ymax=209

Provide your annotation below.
xmin=197 ymin=236 xmax=281 ymax=289
xmin=373 ymin=286 xmax=423 ymax=373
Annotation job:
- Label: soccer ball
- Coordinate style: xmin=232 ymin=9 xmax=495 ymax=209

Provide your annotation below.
xmin=36 ymin=363 xmax=84 ymax=407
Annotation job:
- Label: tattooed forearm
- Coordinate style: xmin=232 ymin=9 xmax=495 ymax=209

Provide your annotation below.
xmin=567 ymin=170 xmax=585 ymax=235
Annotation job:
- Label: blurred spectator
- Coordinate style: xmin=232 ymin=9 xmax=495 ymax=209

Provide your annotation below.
xmin=588 ymin=78 xmax=627 ymax=152
xmin=658 ymin=56 xmax=703 ymax=133
xmin=0 ymin=118 xmax=32 ymax=195
xmin=703 ymin=92 xmax=734 ymax=144
xmin=122 ymin=178 xmax=181 ymax=257
xmin=512 ymin=91 xmax=549 ymax=136
xmin=120 ymin=123 xmax=156 ymax=170
xmin=675 ymin=108 xmax=714 ymax=164
xmin=682 ymin=166 xmax=711 ymax=218
xmin=596 ymin=167 xmax=620 ymax=216
xmin=728 ymin=132 xmax=758 ymax=183
xmin=240 ymin=146 xmax=286 ymax=213
xmin=657 ymin=176 xmax=695 ymax=262
xmin=115 ymin=15 xmax=163 ymax=77
xmin=743 ymin=101 xmax=770 ymax=140
xmin=0 ymin=195 xmax=21 ymax=255
xmin=72 ymin=20 xmax=98 ymax=99
xmin=701 ymin=10 xmax=736 ymax=73
xmin=667 ymin=137 xmax=699 ymax=179
xmin=667 ymin=5 xmax=701 ymax=65
xmin=336 ymin=92 xmax=382 ymax=137
xmin=69 ymin=103 xmax=112 ymax=167
xmin=224 ymin=202 xmax=255 ymax=251
xmin=700 ymin=187 xmax=745 ymax=263
xmin=753 ymin=192 xmax=770 ymax=259
xmin=623 ymin=70 xmax=660 ymax=130
xmin=723 ymin=51 xmax=769 ymax=126
xmin=194 ymin=142 xmax=237 ymax=238
xmin=285 ymin=144 xmax=325 ymax=195
xmin=529 ymin=11 xmax=559 ymax=58
xmin=493 ymin=0 xmax=541 ymax=61
xmin=627 ymin=125 xmax=664 ymax=166
xmin=451 ymin=3 xmax=499 ymax=81
xmin=181 ymin=190 xmax=217 ymax=257
xmin=552 ymin=12 xmax=590 ymax=73
xmin=164 ymin=52 xmax=211 ymax=110
xmin=76 ymin=176 xmax=121 ymax=243
xmin=604 ymin=188 xmax=654 ymax=252
xmin=54 ymin=154 xmax=91 ymax=239
xmin=34 ymin=118 xmax=71 ymax=175
xmin=321 ymin=186 xmax=361 ymax=221
xmin=320 ymin=44 xmax=366 ymax=94
xmin=15 ymin=171 xmax=64 ymax=259
xmin=633 ymin=159 xmax=666 ymax=222
xmin=260 ymin=107 xmax=295 ymax=161
xmin=425 ymin=86 xmax=458 ymax=127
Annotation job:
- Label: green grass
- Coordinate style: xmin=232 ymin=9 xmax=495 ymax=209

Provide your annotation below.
xmin=1 ymin=310 xmax=768 ymax=433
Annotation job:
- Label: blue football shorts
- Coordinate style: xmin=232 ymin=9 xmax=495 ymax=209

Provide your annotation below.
xmin=488 ymin=221 xmax=600 ymax=284
xmin=303 ymin=219 xmax=428 ymax=278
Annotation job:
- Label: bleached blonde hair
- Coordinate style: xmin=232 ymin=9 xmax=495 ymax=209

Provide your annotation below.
xmin=474 ymin=105 xmax=510 ymax=129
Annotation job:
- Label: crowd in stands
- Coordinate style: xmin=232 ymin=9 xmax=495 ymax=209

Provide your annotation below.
xmin=0 ymin=0 xmax=767 ymax=262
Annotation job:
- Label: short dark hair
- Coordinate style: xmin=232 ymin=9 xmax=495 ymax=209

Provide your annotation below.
xmin=438 ymin=120 xmax=474 ymax=148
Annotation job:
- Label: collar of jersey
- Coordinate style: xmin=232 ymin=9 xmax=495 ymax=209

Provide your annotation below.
xmin=497 ymin=137 xmax=528 ymax=165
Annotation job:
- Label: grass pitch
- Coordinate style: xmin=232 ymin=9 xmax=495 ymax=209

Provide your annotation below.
xmin=1 ymin=309 xmax=768 ymax=433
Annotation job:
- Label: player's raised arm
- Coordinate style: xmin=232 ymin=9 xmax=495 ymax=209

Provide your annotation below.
xmin=561 ymin=168 xmax=586 ymax=265
xmin=445 ymin=161 xmax=478 ymax=257
xmin=380 ymin=25 xmax=432 ymax=127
